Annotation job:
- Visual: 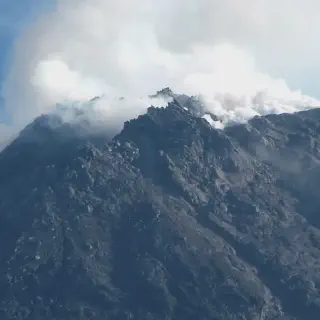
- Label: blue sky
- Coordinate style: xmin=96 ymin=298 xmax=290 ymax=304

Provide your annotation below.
xmin=0 ymin=0 xmax=54 ymax=77
xmin=0 ymin=0 xmax=55 ymax=118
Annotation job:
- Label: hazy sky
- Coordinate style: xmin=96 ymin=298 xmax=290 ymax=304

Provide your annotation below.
xmin=0 ymin=0 xmax=55 ymax=117
xmin=1 ymin=0 xmax=320 ymax=140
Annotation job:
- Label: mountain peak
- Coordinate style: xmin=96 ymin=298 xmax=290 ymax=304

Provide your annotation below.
xmin=8 ymin=90 xmax=217 ymax=150
xmin=1 ymin=93 xmax=320 ymax=319
xmin=149 ymin=87 xmax=175 ymax=99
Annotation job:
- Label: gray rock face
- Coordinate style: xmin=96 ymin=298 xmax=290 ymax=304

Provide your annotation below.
xmin=1 ymin=96 xmax=320 ymax=319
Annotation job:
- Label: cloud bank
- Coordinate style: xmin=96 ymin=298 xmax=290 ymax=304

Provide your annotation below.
xmin=2 ymin=0 xmax=320 ymax=134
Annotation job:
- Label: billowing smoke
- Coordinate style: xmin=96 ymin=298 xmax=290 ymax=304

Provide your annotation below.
xmin=2 ymin=0 xmax=320 ymax=136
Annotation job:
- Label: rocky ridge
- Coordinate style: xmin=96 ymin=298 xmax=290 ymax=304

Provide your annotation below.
xmin=0 ymin=93 xmax=320 ymax=319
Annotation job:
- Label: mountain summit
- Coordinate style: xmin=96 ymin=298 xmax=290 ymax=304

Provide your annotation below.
xmin=1 ymin=93 xmax=320 ymax=319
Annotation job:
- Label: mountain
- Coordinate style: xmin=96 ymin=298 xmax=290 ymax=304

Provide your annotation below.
xmin=0 ymin=93 xmax=320 ymax=319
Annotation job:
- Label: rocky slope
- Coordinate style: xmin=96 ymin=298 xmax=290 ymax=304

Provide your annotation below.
xmin=0 ymin=94 xmax=320 ymax=319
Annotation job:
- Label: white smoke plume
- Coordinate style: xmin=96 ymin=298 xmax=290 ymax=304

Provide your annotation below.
xmin=2 ymin=0 xmax=320 ymax=135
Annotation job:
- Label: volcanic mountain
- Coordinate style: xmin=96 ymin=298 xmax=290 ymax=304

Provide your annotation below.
xmin=1 ymin=93 xmax=320 ymax=319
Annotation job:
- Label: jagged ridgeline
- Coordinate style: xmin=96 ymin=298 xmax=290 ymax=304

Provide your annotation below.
xmin=1 ymin=91 xmax=320 ymax=320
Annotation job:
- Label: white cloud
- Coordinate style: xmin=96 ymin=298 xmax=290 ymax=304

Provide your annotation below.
xmin=1 ymin=0 xmax=320 ymax=134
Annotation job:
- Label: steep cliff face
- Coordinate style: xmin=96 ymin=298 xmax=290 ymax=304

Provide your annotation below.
xmin=1 ymin=96 xmax=320 ymax=320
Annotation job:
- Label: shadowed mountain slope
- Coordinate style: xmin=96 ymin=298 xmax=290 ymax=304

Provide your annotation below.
xmin=1 ymin=96 xmax=320 ymax=319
